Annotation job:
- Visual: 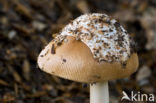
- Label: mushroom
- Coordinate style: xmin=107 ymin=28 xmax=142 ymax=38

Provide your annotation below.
xmin=37 ymin=13 xmax=139 ymax=103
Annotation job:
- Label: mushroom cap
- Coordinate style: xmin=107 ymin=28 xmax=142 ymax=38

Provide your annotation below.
xmin=38 ymin=13 xmax=139 ymax=83
xmin=38 ymin=36 xmax=138 ymax=83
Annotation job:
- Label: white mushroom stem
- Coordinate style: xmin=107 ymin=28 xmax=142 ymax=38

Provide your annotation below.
xmin=90 ymin=81 xmax=109 ymax=103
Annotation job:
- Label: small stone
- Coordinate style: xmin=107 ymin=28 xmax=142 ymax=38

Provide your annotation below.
xmin=8 ymin=30 xmax=16 ymax=39
xmin=136 ymin=65 xmax=151 ymax=82
xmin=32 ymin=21 xmax=46 ymax=31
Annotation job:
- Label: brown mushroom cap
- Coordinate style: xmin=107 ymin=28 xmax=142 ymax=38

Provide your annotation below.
xmin=38 ymin=36 xmax=139 ymax=83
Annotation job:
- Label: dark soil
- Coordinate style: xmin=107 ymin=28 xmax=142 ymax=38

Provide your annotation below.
xmin=0 ymin=0 xmax=156 ymax=103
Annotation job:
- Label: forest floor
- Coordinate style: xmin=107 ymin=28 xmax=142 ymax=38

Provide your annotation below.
xmin=0 ymin=0 xmax=156 ymax=103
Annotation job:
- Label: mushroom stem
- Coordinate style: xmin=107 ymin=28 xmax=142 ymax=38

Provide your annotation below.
xmin=90 ymin=81 xmax=109 ymax=103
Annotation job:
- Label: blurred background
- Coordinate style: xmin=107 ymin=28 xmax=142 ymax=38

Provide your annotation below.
xmin=0 ymin=0 xmax=156 ymax=103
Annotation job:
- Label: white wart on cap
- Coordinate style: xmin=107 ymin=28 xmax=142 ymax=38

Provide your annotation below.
xmin=37 ymin=13 xmax=138 ymax=83
xmin=61 ymin=13 xmax=132 ymax=63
